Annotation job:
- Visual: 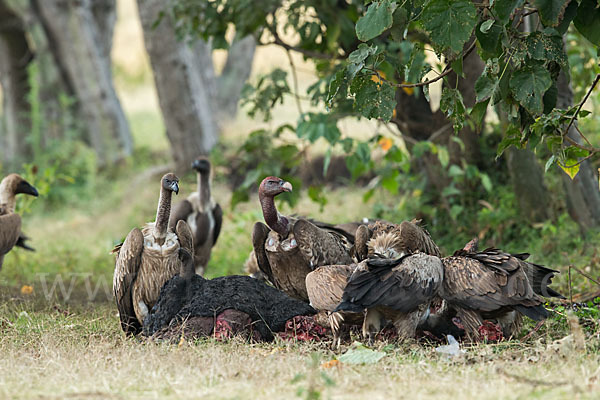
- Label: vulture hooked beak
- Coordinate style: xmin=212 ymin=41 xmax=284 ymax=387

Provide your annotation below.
xmin=170 ymin=181 xmax=180 ymax=195
xmin=281 ymin=181 xmax=293 ymax=193
xmin=16 ymin=180 xmax=39 ymax=197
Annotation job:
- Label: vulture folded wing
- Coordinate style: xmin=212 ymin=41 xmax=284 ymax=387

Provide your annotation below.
xmin=0 ymin=214 xmax=21 ymax=269
xmin=293 ymin=219 xmax=353 ymax=269
xmin=113 ymin=228 xmax=144 ymax=335
xmin=252 ymin=222 xmax=275 ymax=285
xmin=212 ymin=203 xmax=223 ymax=245
xmin=175 ymin=220 xmax=194 ymax=253
xmin=442 ymin=256 xmax=546 ymax=318
xmin=306 ymin=264 xmax=355 ymax=311
xmin=194 ymin=212 xmax=211 ymax=247
xmin=337 ymin=254 xmax=443 ymax=313
xmin=168 ymin=199 xmax=194 ymax=231
xmin=399 ymin=220 xmax=441 ymax=257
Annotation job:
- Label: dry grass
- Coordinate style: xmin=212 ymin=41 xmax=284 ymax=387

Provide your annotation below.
xmin=0 ymin=301 xmax=599 ymax=400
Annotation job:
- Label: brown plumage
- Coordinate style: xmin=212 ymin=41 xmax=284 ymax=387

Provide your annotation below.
xmin=355 ymin=220 xmax=441 ymax=260
xmin=113 ymin=173 xmax=194 ymax=335
xmin=252 ymin=176 xmax=353 ymax=301
xmin=439 ymin=245 xmax=564 ymax=341
xmin=305 ymin=264 xmax=363 ymax=347
xmin=336 ymin=253 xmax=444 ymax=343
xmin=169 ymin=157 xmax=222 ymax=275
xmin=0 ymin=174 xmax=38 ymax=270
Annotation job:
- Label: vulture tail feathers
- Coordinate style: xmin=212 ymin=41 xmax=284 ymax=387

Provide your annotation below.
xmin=528 ymin=263 xmax=565 ymax=299
xmin=335 ymin=301 xmax=364 ymax=313
xmin=514 ymin=304 xmax=549 ymax=321
xmin=15 ymin=235 xmax=35 ymax=251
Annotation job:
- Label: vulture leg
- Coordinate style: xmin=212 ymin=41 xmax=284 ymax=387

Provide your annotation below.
xmin=328 ymin=311 xmax=344 ymax=349
xmin=497 ymin=311 xmax=522 ymax=339
xmin=392 ymin=310 xmax=422 ymax=340
xmin=456 ymin=309 xmax=483 ymax=342
xmin=252 ymin=222 xmax=275 ymax=284
xmin=362 ymin=308 xmax=383 ymax=345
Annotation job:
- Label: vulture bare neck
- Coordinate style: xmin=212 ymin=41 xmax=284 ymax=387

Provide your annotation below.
xmin=197 ymin=172 xmax=211 ymax=212
xmin=153 ymin=187 xmax=173 ymax=244
xmin=260 ymin=195 xmax=289 ymax=236
xmin=0 ymin=182 xmax=16 ymax=213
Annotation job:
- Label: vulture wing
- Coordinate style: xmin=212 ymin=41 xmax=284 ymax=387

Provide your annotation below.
xmin=336 ymin=254 xmax=443 ymax=313
xmin=0 ymin=213 xmax=21 ymax=269
xmin=252 ymin=222 xmax=275 ymax=285
xmin=442 ymin=253 xmax=548 ymax=320
xmin=113 ymin=228 xmax=144 ymax=335
xmin=293 ymin=219 xmax=353 ymax=269
xmin=168 ymin=199 xmax=194 ymax=231
xmin=398 ymin=220 xmax=441 ymax=257
xmin=175 ymin=220 xmax=194 ymax=254
xmin=306 ymin=264 xmax=355 ymax=311
xmin=211 ymin=203 xmax=223 ymax=245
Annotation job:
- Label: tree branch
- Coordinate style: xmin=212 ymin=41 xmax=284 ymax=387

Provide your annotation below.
xmin=563 ymin=73 xmax=600 ymax=138
xmin=264 ymin=27 xmax=341 ymax=60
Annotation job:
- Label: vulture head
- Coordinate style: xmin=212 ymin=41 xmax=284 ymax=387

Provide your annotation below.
xmin=0 ymin=174 xmax=39 ymax=198
xmin=161 ymin=173 xmax=180 ymax=195
xmin=259 ymin=176 xmax=293 ymax=198
xmin=191 ymin=157 xmax=211 ymax=174
xmin=462 ymin=237 xmax=479 ymax=253
xmin=178 ymin=247 xmax=195 ymax=280
xmin=368 ymin=231 xmax=405 ymax=259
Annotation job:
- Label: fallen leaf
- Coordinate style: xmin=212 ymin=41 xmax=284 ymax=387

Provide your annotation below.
xmin=320 ymin=359 xmax=341 ymax=369
xmin=338 ymin=344 xmax=386 ymax=364
xmin=20 ymin=285 xmax=33 ymax=295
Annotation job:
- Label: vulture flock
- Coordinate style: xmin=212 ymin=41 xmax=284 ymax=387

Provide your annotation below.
xmin=0 ymin=158 xmax=565 ymax=347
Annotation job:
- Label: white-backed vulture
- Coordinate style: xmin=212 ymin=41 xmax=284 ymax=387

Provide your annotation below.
xmin=319 ymin=220 xmax=441 ymax=344
xmin=112 ymin=173 xmax=194 ymax=335
xmin=169 ymin=157 xmax=222 ymax=275
xmin=336 ymin=252 xmax=444 ymax=343
xmin=438 ymin=243 xmax=564 ymax=341
xmin=251 ymin=176 xmax=353 ymax=301
xmin=0 ymin=174 xmax=39 ymax=270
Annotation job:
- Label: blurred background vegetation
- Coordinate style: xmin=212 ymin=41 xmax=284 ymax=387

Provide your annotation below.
xmin=0 ymin=0 xmax=598 ymax=303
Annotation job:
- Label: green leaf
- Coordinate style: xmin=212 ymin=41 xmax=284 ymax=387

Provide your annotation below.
xmin=475 ymin=73 xmax=499 ymax=102
xmin=390 ymin=6 xmax=409 ymax=42
xmin=531 ymin=0 xmax=573 ymax=27
xmin=338 ymin=345 xmax=386 ymax=364
xmin=480 ymin=173 xmax=493 ymax=192
xmin=556 ymin=0 xmax=578 ymax=34
xmin=470 ymin=98 xmax=490 ymax=131
xmin=574 ymin=0 xmax=600 ymax=46
xmin=526 ymin=30 xmax=568 ymax=71
xmin=308 ymin=185 xmax=328 ymax=209
xmin=356 ymin=142 xmax=371 ymax=163
xmin=476 ymin=20 xmax=504 ymax=59
xmin=559 ymin=160 xmax=580 ymax=179
xmin=350 ymin=76 xmax=396 ymax=121
xmin=545 ymin=154 xmax=556 ymax=172
xmin=543 ymin=82 xmax=558 ymax=114
xmin=442 ymin=185 xmax=462 ymax=197
xmin=494 ymin=0 xmax=524 ymax=24
xmin=422 ymin=0 xmax=478 ymax=53
xmin=381 ymin=170 xmax=400 ymax=193
xmin=323 ymin=148 xmax=332 ymax=176
xmin=509 ymin=63 xmax=552 ymax=115
xmin=297 ymin=113 xmax=341 ymax=144
xmin=348 ymin=43 xmax=378 ymax=64
xmin=440 ymin=88 xmax=466 ymax=133
xmin=327 ymin=69 xmax=347 ymax=107
xmin=437 ymin=146 xmax=450 ymax=168
xmin=448 ymin=164 xmax=464 ymax=177
xmin=480 ymin=19 xmax=494 ymax=33
xmin=356 ymin=0 xmax=398 ymax=42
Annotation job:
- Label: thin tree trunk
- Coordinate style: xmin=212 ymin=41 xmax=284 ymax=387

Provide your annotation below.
xmin=556 ymin=71 xmax=600 ymax=230
xmin=137 ymin=0 xmax=219 ymax=171
xmin=32 ymin=0 xmax=132 ymax=167
xmin=0 ymin=0 xmax=33 ymax=168
xmin=216 ymin=35 xmax=256 ymax=119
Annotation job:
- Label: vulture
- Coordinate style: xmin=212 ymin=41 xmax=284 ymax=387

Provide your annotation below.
xmin=169 ymin=157 xmax=222 ymax=275
xmin=307 ymin=220 xmax=442 ymax=344
xmin=437 ymin=239 xmax=564 ymax=341
xmin=0 ymin=174 xmax=38 ymax=270
xmin=143 ymin=247 xmax=316 ymax=340
xmin=252 ymin=176 xmax=353 ymax=301
xmin=113 ymin=173 xmax=194 ymax=335
xmin=336 ymin=252 xmax=444 ymax=343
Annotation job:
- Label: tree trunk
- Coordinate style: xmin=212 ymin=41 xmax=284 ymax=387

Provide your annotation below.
xmin=137 ymin=0 xmax=219 ymax=171
xmin=32 ymin=0 xmax=132 ymax=167
xmin=556 ymin=71 xmax=600 ymax=230
xmin=216 ymin=35 xmax=256 ymax=119
xmin=505 ymin=146 xmax=550 ymax=222
xmin=0 ymin=0 xmax=33 ymax=168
